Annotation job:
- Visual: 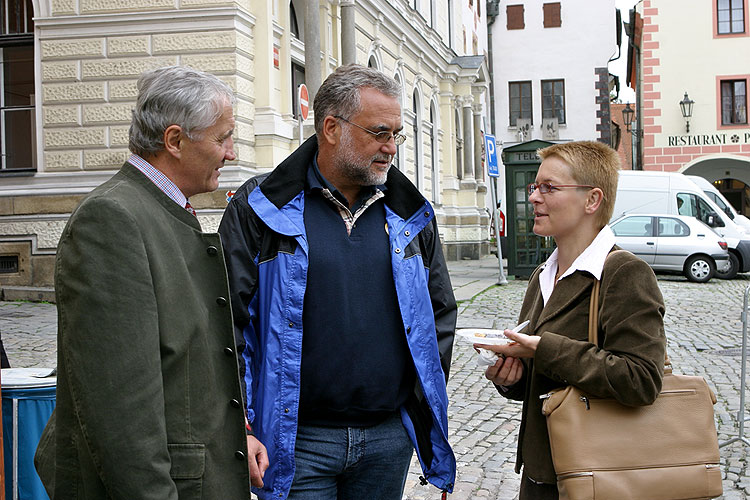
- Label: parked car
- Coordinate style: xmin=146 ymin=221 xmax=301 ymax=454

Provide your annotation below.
xmin=613 ymin=170 xmax=750 ymax=280
xmin=686 ymin=175 xmax=750 ymax=234
xmin=610 ymin=214 xmax=730 ymax=283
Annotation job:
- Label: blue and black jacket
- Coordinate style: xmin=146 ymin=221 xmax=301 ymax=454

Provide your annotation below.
xmin=218 ymin=136 xmax=457 ymax=499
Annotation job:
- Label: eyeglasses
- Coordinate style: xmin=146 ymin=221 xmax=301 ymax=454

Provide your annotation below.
xmin=527 ymin=182 xmax=596 ymax=195
xmin=334 ymin=115 xmax=407 ymax=145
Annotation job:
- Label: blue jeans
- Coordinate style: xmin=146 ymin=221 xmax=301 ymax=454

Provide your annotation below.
xmin=288 ymin=412 xmax=414 ymax=500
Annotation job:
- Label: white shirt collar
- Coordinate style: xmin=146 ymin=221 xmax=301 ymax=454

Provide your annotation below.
xmin=539 ymin=225 xmax=616 ymax=305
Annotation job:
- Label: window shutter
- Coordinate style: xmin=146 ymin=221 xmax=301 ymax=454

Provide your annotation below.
xmin=543 ymin=2 xmax=562 ymax=28
xmin=507 ymin=4 xmax=525 ymax=30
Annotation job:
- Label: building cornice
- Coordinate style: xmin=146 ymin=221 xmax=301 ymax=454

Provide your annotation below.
xmin=35 ymin=7 xmax=256 ymax=39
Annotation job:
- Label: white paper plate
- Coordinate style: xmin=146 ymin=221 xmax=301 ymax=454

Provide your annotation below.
xmin=456 ymin=328 xmax=513 ymax=345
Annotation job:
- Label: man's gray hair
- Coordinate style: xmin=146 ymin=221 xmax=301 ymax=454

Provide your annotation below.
xmin=313 ymin=64 xmax=401 ymax=136
xmin=129 ymin=66 xmax=236 ymax=157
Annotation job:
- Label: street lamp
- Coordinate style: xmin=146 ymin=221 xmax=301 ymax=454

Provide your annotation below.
xmin=622 ymin=102 xmax=635 ymax=132
xmin=621 ymin=103 xmax=640 ymax=170
xmin=679 ymin=92 xmax=694 ymax=133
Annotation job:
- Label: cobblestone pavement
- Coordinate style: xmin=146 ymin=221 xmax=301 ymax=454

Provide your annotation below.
xmin=3 ymin=266 xmax=750 ymax=499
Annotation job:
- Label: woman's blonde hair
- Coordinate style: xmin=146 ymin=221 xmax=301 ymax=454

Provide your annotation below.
xmin=537 ymin=141 xmax=620 ymax=228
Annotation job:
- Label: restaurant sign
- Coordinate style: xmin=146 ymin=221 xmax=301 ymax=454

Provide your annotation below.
xmin=667 ymin=131 xmax=750 ymax=147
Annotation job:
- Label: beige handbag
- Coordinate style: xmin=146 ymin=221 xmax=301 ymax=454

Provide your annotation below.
xmin=540 ymin=277 xmax=723 ymax=500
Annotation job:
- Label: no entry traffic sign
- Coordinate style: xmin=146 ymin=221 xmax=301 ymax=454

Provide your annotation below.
xmin=298 ymin=84 xmax=309 ymax=121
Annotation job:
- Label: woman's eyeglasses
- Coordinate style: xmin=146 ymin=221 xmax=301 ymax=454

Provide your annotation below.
xmin=334 ymin=115 xmax=407 ymax=145
xmin=527 ymin=183 xmax=595 ymax=195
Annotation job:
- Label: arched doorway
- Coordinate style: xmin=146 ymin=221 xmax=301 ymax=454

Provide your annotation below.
xmin=713 ymin=178 xmax=750 ymax=216
xmin=681 ymin=155 xmax=750 ymax=217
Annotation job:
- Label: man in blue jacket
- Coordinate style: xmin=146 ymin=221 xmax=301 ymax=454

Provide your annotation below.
xmin=219 ymin=64 xmax=457 ymax=500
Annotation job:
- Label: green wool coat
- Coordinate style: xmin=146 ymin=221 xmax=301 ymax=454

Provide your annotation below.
xmin=500 ymin=248 xmax=667 ymax=485
xmin=34 ymin=162 xmax=251 ymax=499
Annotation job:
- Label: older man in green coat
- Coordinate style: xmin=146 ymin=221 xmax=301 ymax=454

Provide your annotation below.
xmin=34 ymin=66 xmax=267 ymax=499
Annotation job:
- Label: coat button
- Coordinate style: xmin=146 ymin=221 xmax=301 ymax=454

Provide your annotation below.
xmin=395 ymin=248 xmax=401 ymax=254
xmin=424 ymin=211 xmax=429 ymax=217
xmin=284 ymin=408 xmax=290 ymax=413
xmin=404 ymin=230 xmax=410 ymax=236
xmin=235 ymin=450 xmax=246 ymax=460
xmin=406 ymin=326 xmax=411 ymax=334
xmin=288 ymin=321 xmax=293 ymax=328
xmin=230 ymin=399 xmax=241 ymax=408
xmin=207 ymin=246 xmax=218 ymax=256
xmin=216 ymin=297 xmax=227 ymax=307
xmin=224 ymin=346 xmax=235 ymax=356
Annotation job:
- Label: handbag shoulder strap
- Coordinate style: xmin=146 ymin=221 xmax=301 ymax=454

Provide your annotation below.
xmin=588 ymin=279 xmax=600 ymax=344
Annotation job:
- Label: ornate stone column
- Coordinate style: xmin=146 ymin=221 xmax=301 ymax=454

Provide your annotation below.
xmin=340 ymin=0 xmax=356 ymax=65
xmin=462 ymin=94 xmax=475 ymax=184
xmin=305 ymin=0 xmax=322 ymax=103
xmin=473 ymin=101 xmax=484 ymax=184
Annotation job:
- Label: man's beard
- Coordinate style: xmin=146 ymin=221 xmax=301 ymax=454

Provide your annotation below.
xmin=335 ymin=127 xmax=392 ymax=186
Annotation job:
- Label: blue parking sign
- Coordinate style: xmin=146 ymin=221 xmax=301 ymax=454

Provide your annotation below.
xmin=485 ymin=134 xmax=499 ymax=177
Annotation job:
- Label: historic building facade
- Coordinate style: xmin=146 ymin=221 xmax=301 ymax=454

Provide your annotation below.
xmin=634 ymin=0 xmax=750 ymax=214
xmin=0 ymin=0 xmax=491 ymax=298
xmin=486 ymin=0 xmax=618 ymax=276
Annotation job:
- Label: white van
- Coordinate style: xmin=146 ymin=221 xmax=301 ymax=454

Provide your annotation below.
xmin=612 ymin=170 xmax=750 ymax=279
xmin=686 ymin=175 xmax=750 ymax=233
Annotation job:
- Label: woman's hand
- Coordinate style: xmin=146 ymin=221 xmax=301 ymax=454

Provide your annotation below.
xmin=482 ymin=355 xmax=524 ymax=386
xmin=475 ymin=329 xmax=540 ymax=360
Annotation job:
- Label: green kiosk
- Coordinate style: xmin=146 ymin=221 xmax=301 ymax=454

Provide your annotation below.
xmin=502 ymin=140 xmax=556 ymax=278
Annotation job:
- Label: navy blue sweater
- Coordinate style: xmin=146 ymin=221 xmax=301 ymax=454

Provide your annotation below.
xmin=298 ymin=161 xmax=416 ymax=427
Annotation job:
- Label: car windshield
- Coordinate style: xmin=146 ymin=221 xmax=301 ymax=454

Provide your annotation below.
xmin=705 ymin=192 xmax=735 ymax=220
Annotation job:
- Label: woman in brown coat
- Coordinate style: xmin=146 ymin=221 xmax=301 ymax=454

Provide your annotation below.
xmin=478 ymin=141 xmax=666 ymax=499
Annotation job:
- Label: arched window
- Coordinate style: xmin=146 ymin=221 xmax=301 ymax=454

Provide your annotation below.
xmin=430 ymin=102 xmax=439 ymax=203
xmin=455 ymin=108 xmax=463 ymax=179
xmin=368 ymin=55 xmax=377 ymax=69
xmin=412 ymin=90 xmax=422 ymax=190
xmin=394 ymin=73 xmax=404 ymax=172
xmin=0 ymin=0 xmax=34 ymax=171
xmin=289 ymin=0 xmax=303 ymax=41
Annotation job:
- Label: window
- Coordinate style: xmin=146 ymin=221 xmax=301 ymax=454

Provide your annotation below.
xmin=455 ymin=109 xmax=462 ymax=179
xmin=448 ymin=0 xmax=453 ymax=49
xmin=611 ymin=216 xmax=653 ymax=237
xmin=721 ymin=79 xmax=747 ymax=124
xmin=291 ymin=62 xmax=306 ymax=117
xmin=543 ymin=2 xmax=561 ymax=28
xmin=657 ymin=217 xmax=690 ymax=237
xmin=705 ymin=191 xmax=735 ymax=219
xmin=412 ymin=90 xmax=422 ymax=190
xmin=507 ymin=4 xmax=525 ymax=30
xmin=430 ymin=103 xmax=438 ymax=203
xmin=509 ymin=81 xmax=532 ymax=126
xmin=289 ymin=1 xmax=302 ymax=40
xmin=677 ymin=193 xmax=725 ymax=227
xmin=0 ymin=0 xmax=34 ymax=172
xmin=718 ymin=0 xmax=745 ymax=34
xmin=542 ymin=79 xmax=565 ymax=124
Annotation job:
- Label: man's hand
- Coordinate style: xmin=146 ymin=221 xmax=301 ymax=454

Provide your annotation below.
xmin=246 ymin=435 xmax=269 ymax=488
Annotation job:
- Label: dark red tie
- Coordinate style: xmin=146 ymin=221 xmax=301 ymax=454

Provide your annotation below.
xmin=185 ymin=201 xmax=197 ymax=217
